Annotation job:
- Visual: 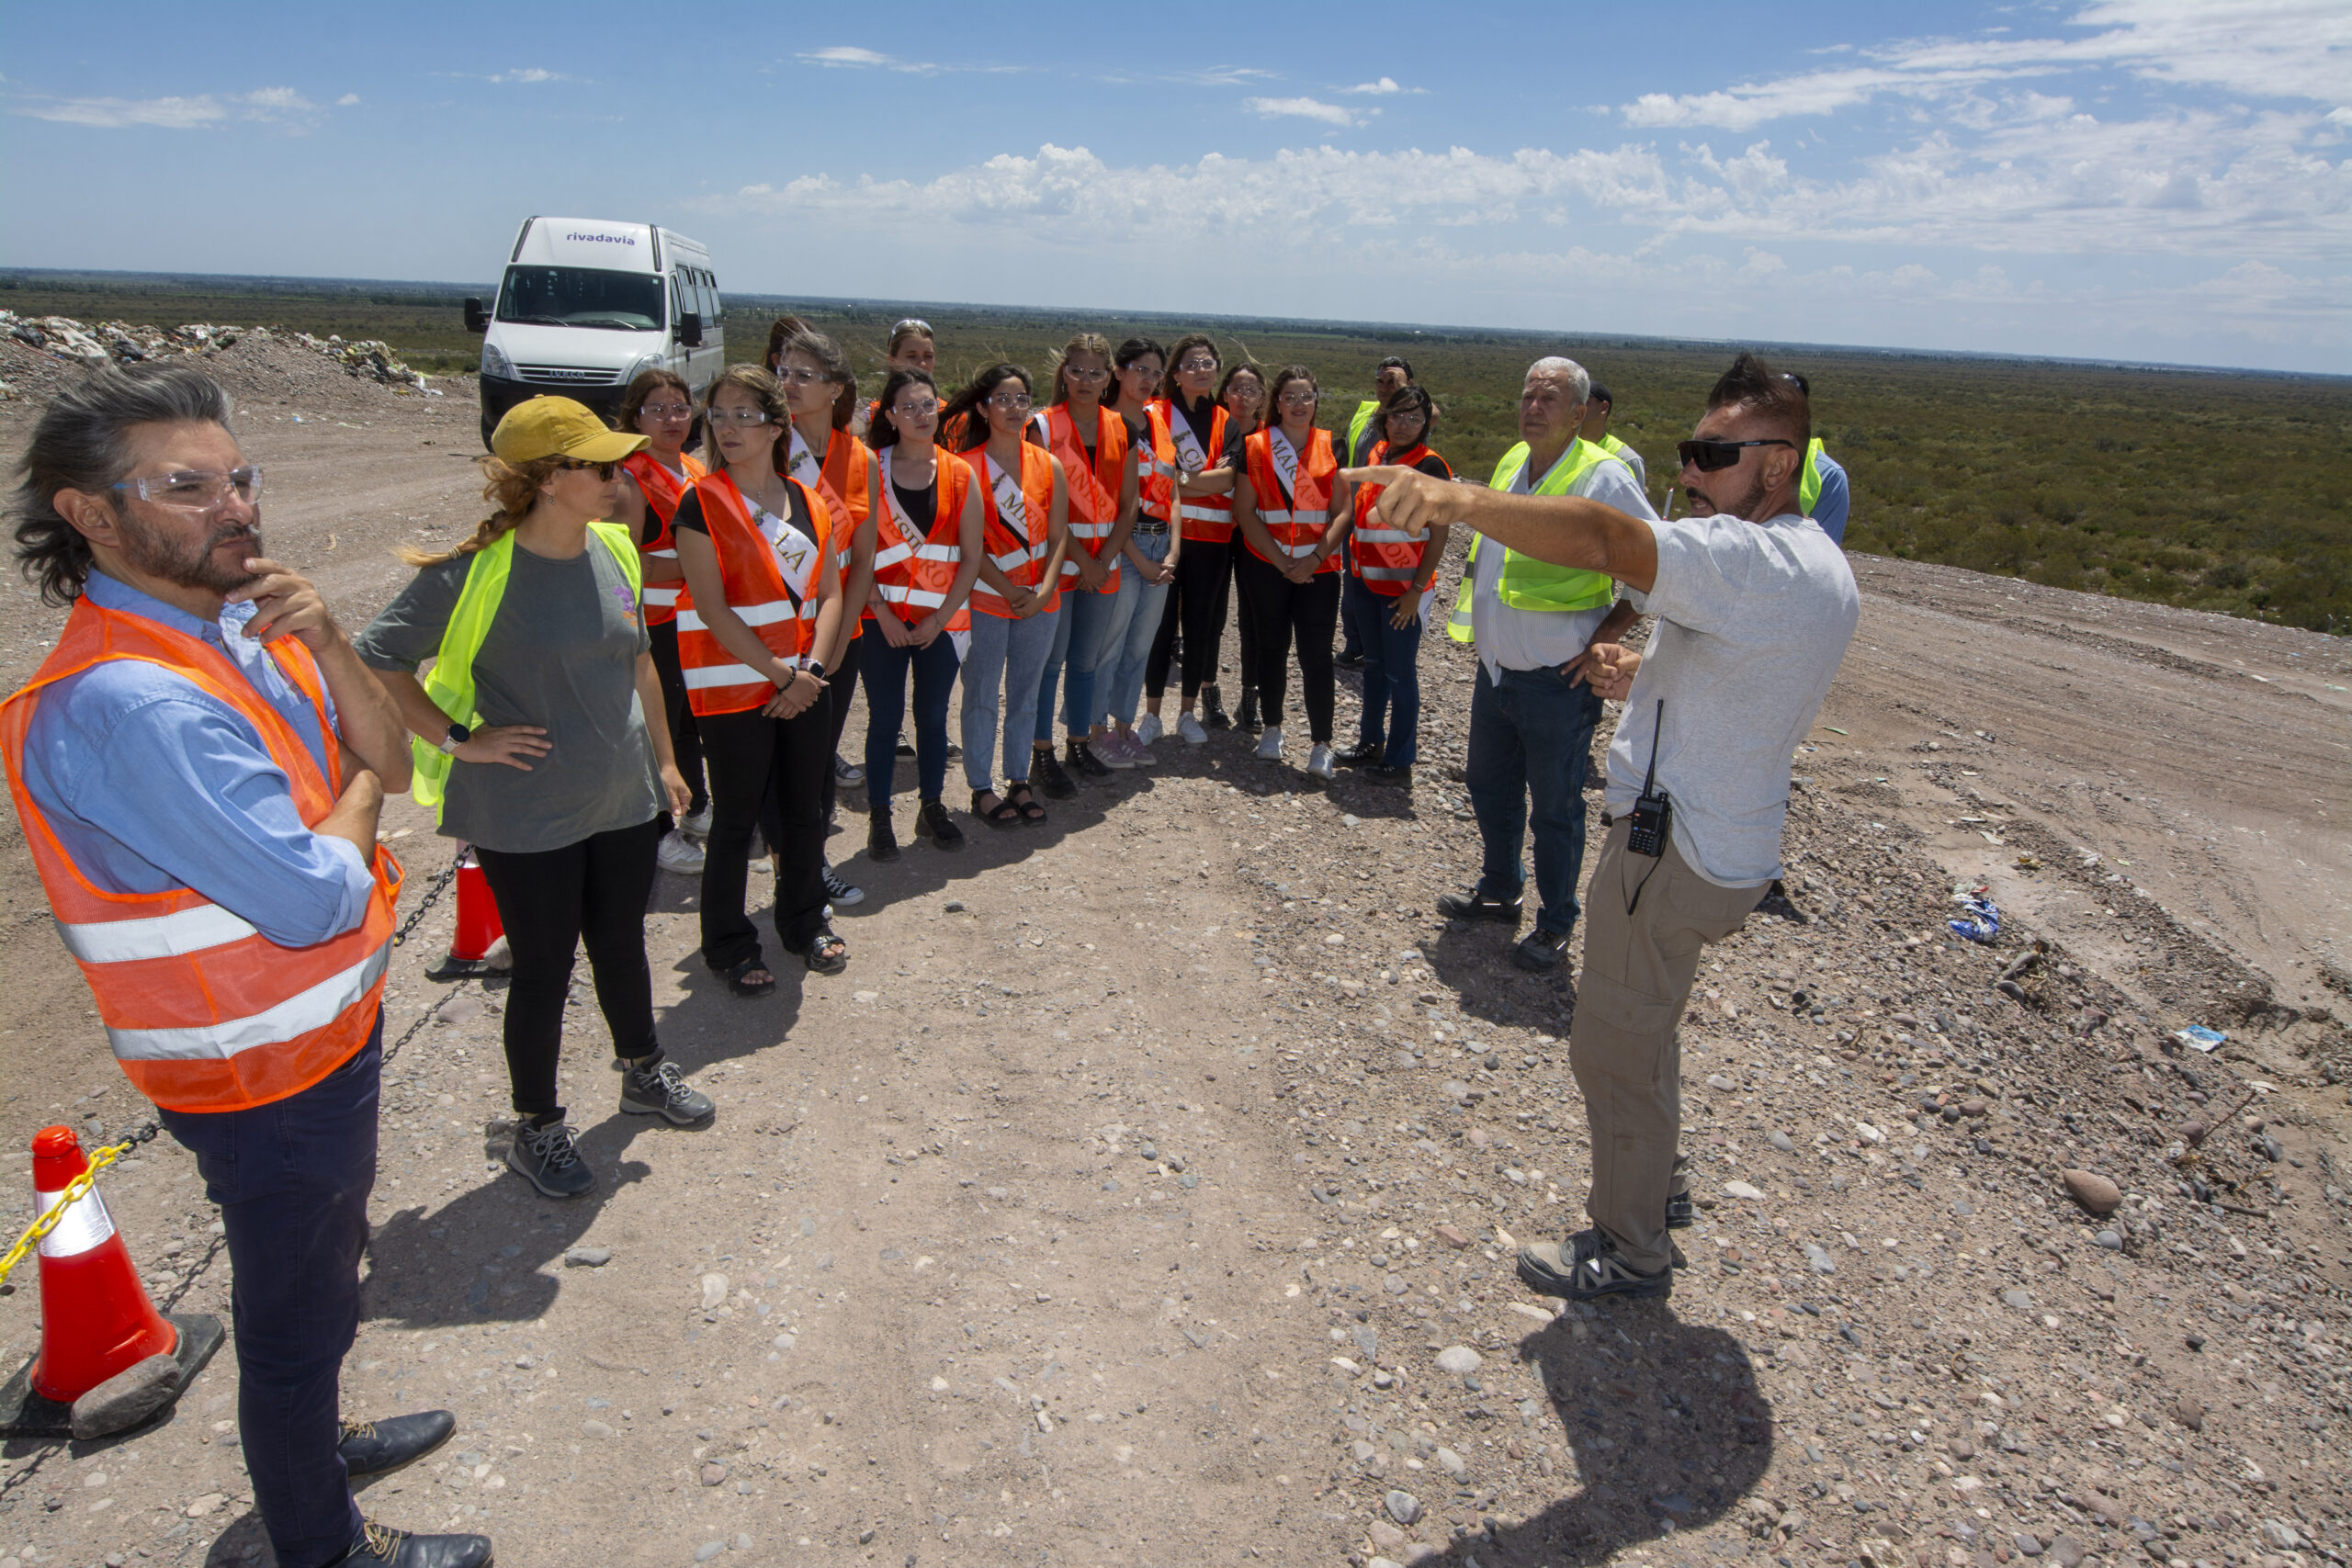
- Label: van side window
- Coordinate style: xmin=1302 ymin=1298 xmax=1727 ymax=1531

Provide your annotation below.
xmin=701 ymin=269 xmax=723 ymax=326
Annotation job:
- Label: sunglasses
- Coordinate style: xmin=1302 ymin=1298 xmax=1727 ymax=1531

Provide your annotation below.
xmin=555 ymin=459 xmax=619 ymax=480
xmin=1677 ymin=437 xmax=1795 ymax=472
xmin=892 ymin=318 xmax=933 ymax=336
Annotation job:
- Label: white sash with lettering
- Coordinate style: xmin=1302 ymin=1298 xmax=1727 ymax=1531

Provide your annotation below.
xmin=1268 ymin=427 xmax=1301 ymax=505
xmin=1167 ymin=406 xmax=1212 ymax=474
xmin=873 ymin=450 xmax=922 ymax=579
xmin=987 ymin=454 xmax=1035 ymax=558
xmin=752 ymin=495 xmax=820 ymax=601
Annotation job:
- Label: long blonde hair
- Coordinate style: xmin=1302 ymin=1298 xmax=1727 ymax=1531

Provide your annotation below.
xmin=395 ymin=454 xmax=565 ymax=567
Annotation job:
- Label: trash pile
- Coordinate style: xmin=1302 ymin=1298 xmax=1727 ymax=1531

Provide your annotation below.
xmin=0 ymin=310 xmax=435 ymax=395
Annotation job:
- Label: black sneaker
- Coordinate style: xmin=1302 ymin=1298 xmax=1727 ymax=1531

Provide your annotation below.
xmin=1065 ymin=737 xmax=1110 ymax=780
xmin=821 ymin=863 xmax=865 ymax=907
xmin=867 ymin=807 xmax=899 ymax=863
xmin=1202 ymin=684 xmax=1231 ymax=730
xmin=1236 ymin=687 xmax=1262 ymax=735
xmin=1331 ymin=740 xmax=1382 ymax=767
xmin=920 ymin=799 xmax=964 ymax=850
xmin=895 ymin=738 xmax=916 ymax=758
xmin=506 ymin=1118 xmax=593 ymax=1198
xmin=328 ymin=1517 xmax=493 ymax=1567
xmin=338 ymin=1410 xmax=455 ymax=1480
xmin=1512 ymin=927 xmax=1569 ymax=972
xmin=1366 ymin=764 xmax=1412 ymax=788
xmin=1436 ymin=887 xmax=1522 ymax=925
xmin=619 ymin=1056 xmax=714 ymax=1125
xmin=1518 ymin=1229 xmax=1671 ymax=1302
xmin=1033 ymin=747 xmax=1079 ymax=799
xmin=1336 ymin=649 xmax=1366 ymax=671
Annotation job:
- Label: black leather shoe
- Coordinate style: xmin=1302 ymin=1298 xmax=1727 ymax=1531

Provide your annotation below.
xmin=1032 ymin=748 xmax=1079 ymax=799
xmin=1330 ymin=741 xmax=1381 ymax=767
xmin=866 ymin=807 xmax=900 ymax=863
xmin=919 ymin=799 xmax=964 ymax=850
xmin=1336 ymin=649 xmax=1366 ymax=671
xmin=1366 ymin=764 xmax=1412 ymax=788
xmin=339 ymin=1410 xmax=456 ymax=1481
xmin=330 ymin=1518 xmax=493 ymax=1567
xmin=1435 ymin=887 xmax=1522 ymax=925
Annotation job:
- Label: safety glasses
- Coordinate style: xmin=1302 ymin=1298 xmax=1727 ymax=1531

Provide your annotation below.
xmin=1677 ymin=437 xmax=1795 ymax=472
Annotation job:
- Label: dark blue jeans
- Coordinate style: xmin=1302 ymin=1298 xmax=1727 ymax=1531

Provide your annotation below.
xmin=860 ymin=627 xmax=961 ymax=807
xmin=1341 ymin=573 xmax=1426 ymax=768
xmin=159 ymin=1015 xmax=382 ymax=1568
xmin=1467 ymin=662 xmax=1604 ymax=937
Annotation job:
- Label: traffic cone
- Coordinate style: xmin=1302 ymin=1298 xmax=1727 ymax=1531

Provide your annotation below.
xmin=448 ymin=848 xmax=504 ymax=963
xmin=27 ymin=1126 xmax=176 ymax=1403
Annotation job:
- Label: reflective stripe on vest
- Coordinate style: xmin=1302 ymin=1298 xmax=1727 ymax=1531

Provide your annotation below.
xmin=410 ymin=523 xmax=642 ymax=818
xmin=788 ymin=427 xmax=873 ymax=637
xmin=622 ymin=450 xmax=704 ymax=626
xmin=1135 ymin=404 xmax=1177 ymax=523
xmin=675 ymin=470 xmax=832 ymax=716
xmin=1445 ymin=440 xmax=1619 ymax=643
xmin=965 ymin=445 xmax=1059 ymax=619
xmin=1243 ymin=427 xmax=1339 ymax=570
xmin=0 ymin=598 xmax=401 ymax=1112
xmin=1040 ymin=404 xmax=1127 ymax=590
xmin=1799 ymin=437 xmax=1826 ymax=517
xmin=1154 ymin=400 xmax=1234 ymax=542
xmin=871 ymin=449 xmax=971 ymax=632
xmin=1350 ymin=442 xmax=1451 ymax=594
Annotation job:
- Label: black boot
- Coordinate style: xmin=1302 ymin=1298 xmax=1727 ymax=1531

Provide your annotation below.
xmin=920 ymin=799 xmax=964 ymax=850
xmin=866 ymin=807 xmax=899 ymax=863
xmin=1202 ymin=683 xmax=1231 ymax=730
xmin=338 ymin=1411 xmax=456 ymax=1480
xmin=1033 ymin=745 xmax=1080 ymax=798
xmin=1236 ymin=686 xmax=1262 ymax=736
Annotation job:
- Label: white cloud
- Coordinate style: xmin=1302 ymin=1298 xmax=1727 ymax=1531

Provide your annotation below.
xmin=1178 ymin=66 xmax=1278 ymax=86
xmin=1245 ymin=96 xmax=1364 ymax=127
xmin=336 ymin=93 xmax=360 ymax=107
xmin=488 ymin=67 xmax=568 ymax=85
xmin=802 ymin=46 xmax=889 ymax=67
xmin=11 ymin=87 xmax=320 ymax=130
xmin=792 ymin=44 xmax=1014 ymax=76
xmin=1342 ymin=77 xmax=1423 ymax=96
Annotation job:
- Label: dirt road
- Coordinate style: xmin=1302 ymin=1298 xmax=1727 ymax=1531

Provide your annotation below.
xmin=0 ymin=343 xmax=2343 ymax=1568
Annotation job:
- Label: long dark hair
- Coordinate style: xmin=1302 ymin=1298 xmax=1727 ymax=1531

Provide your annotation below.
xmin=1377 ymin=383 xmax=1436 ymax=450
xmin=1265 ymin=364 xmax=1318 ymax=426
xmin=616 ymin=367 xmax=692 ymax=434
xmin=1217 ymin=363 xmax=1267 ymax=434
xmin=938 ymin=364 xmax=1033 ymax=453
xmin=868 ymin=369 xmax=941 ymax=452
xmin=1158 ymin=333 xmax=1219 ymax=403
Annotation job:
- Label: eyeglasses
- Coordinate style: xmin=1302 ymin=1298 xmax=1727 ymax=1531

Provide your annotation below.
xmin=1176 ymin=356 xmax=1218 ymax=373
xmin=892 ymin=318 xmax=933 ymax=336
xmin=778 ymin=367 xmax=834 ymax=387
xmin=987 ymin=391 xmax=1035 ymax=411
xmin=1062 ymin=366 xmax=1110 ymax=382
xmin=705 ymin=406 xmax=774 ymax=427
xmin=639 ymin=402 xmax=694 ymax=420
xmin=555 ymin=459 xmax=619 ymax=480
xmin=1276 ymin=392 xmax=1318 ymax=410
xmin=1677 ymin=437 xmax=1796 ymax=472
xmin=110 ymin=466 xmax=263 ymax=513
xmin=893 ymin=399 xmax=941 ymax=420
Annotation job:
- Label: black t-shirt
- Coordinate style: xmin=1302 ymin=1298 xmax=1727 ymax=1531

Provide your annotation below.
xmin=671 ymin=480 xmax=817 ymax=542
xmin=888 ymin=478 xmax=937 ymax=534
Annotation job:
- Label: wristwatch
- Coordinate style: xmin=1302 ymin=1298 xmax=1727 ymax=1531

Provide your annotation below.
xmin=438 ymin=721 xmax=471 ymax=756
xmin=806 ymin=660 xmax=827 ymax=681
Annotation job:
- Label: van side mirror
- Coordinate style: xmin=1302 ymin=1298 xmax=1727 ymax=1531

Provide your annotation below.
xmin=677 ymin=313 xmax=704 ymax=349
xmin=463 ymin=298 xmax=488 ymax=334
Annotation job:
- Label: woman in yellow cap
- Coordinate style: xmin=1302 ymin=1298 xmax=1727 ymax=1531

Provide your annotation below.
xmin=356 ymin=396 xmax=704 ymax=1200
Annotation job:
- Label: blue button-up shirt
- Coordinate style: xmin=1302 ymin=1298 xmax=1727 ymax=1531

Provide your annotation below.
xmin=15 ymin=571 xmax=374 ymax=949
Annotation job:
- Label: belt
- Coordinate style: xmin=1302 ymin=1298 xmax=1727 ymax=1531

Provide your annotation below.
xmin=1133 ymin=520 xmax=1170 ymax=535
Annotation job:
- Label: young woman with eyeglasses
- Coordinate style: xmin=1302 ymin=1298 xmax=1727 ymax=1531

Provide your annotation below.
xmin=861 ymin=319 xmax=938 ymax=443
xmin=1335 ymin=384 xmax=1453 ymax=786
xmin=1029 ymin=333 xmax=1145 ymax=776
xmin=1134 ymin=336 xmax=1250 ymax=747
xmin=608 ymin=368 xmax=710 ymax=876
xmin=772 ymin=321 xmax=876 ymax=909
xmin=671 ymin=366 xmax=849 ymax=993
xmin=1232 ymin=365 xmax=1352 ymax=779
xmin=859 ymin=368 xmax=983 ymax=861
xmin=356 ymin=398 xmax=707 ymax=1197
xmin=939 ymin=364 xmax=1069 ymax=828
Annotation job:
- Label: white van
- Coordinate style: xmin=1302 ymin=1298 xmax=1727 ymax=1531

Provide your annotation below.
xmin=464 ymin=216 xmax=725 ymax=448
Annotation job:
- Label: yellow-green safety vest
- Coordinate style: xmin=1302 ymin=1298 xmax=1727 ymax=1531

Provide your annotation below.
xmin=1798 ymin=438 xmax=1827 ymax=517
xmin=1446 ymin=440 xmax=1619 ymax=644
xmin=1345 ymin=400 xmax=1382 ymax=466
xmin=410 ymin=520 xmax=642 ymax=819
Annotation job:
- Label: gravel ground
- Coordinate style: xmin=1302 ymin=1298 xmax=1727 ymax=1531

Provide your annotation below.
xmin=0 ymin=346 xmax=2342 ymax=1568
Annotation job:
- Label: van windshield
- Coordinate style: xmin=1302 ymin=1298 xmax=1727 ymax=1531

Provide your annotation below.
xmin=496 ymin=267 xmax=664 ymax=332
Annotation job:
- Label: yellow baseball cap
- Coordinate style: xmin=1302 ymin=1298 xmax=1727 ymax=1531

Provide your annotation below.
xmin=491 ymin=396 xmax=650 ymax=465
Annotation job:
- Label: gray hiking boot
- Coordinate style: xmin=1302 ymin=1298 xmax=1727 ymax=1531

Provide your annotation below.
xmin=507 ymin=1118 xmax=593 ymax=1198
xmin=619 ymin=1056 xmax=714 ymax=1125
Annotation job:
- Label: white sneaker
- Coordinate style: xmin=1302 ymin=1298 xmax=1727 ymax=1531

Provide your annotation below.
xmin=1121 ymin=728 xmax=1159 ymax=766
xmin=656 ymin=833 xmax=706 ymax=874
xmin=1255 ymin=725 xmax=1284 ymax=761
xmin=1306 ymin=743 xmax=1335 ymax=780
xmin=680 ymin=805 xmax=714 ymax=839
xmin=1136 ymin=713 xmax=1164 ymax=746
xmin=1177 ymin=713 xmax=1207 ymax=745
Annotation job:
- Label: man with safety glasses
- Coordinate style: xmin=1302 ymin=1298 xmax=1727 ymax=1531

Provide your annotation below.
xmin=1348 ymin=352 xmax=1858 ymax=1303
xmin=3 ymin=365 xmax=492 ymax=1567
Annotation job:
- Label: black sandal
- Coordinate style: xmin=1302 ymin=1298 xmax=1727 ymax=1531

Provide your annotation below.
xmin=721 ymin=955 xmax=775 ymax=998
xmin=1006 ymin=783 xmax=1048 ymax=824
xmin=789 ymin=925 xmax=848 ymax=976
xmin=971 ymin=788 xmax=1022 ymax=829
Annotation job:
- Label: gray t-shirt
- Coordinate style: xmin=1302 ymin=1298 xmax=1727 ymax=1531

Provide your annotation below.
xmin=1605 ymin=511 xmax=1858 ymax=887
xmin=355 ymin=539 xmax=660 ymax=855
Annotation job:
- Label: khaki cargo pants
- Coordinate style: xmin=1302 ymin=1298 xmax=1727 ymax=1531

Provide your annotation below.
xmin=1569 ymin=818 xmax=1766 ymax=1275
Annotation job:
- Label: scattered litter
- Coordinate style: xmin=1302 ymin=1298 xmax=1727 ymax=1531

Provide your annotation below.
xmin=2176 ymin=1025 xmax=2226 ymax=1053
xmin=1948 ymin=896 xmax=2000 ymax=943
xmin=2013 ymin=853 xmax=2041 ymax=871
xmin=1821 ymin=726 xmax=1849 ymax=735
xmin=0 ymin=310 xmax=436 ymax=391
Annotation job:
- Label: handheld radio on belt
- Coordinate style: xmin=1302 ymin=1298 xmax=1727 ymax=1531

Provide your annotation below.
xmin=1626 ymin=698 xmax=1670 ymax=859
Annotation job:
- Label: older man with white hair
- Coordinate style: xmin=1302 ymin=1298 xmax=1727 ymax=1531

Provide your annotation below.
xmin=1436 ymin=356 xmax=1651 ymax=973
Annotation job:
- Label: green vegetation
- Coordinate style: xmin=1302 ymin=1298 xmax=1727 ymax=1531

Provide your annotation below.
xmin=7 ymin=270 xmax=2346 ymax=633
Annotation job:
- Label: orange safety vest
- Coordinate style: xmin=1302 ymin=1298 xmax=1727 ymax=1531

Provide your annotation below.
xmin=1243 ymin=426 xmax=1340 ymax=571
xmin=622 ymin=449 xmax=707 ymax=627
xmin=871 ymin=447 xmax=971 ymax=633
xmin=0 ymin=599 xmax=402 ymax=1113
xmin=675 ymin=469 xmax=834 ymax=716
xmin=1350 ymin=442 xmax=1453 ymax=594
xmin=787 ymin=426 xmax=873 ymax=637
xmin=1035 ymin=404 xmax=1127 ymax=592
xmin=963 ymin=443 xmax=1060 ymax=619
xmin=1152 ymin=399 xmax=1235 ymax=543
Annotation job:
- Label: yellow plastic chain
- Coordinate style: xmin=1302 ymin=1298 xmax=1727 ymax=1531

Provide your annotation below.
xmin=0 ymin=1134 xmax=141 ymax=1289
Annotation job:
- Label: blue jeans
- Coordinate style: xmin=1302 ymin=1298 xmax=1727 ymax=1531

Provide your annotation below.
xmin=1049 ymin=574 xmax=1132 ymax=736
xmin=1101 ymin=530 xmax=1172 ymax=724
xmin=1466 ymin=662 xmax=1604 ymax=937
xmin=1341 ymin=572 xmax=1425 ymax=768
xmin=158 ymin=1018 xmax=383 ymax=1568
xmin=860 ymin=627 xmax=961 ymax=807
xmin=1031 ymin=596 xmax=1074 ymax=746
xmin=963 ymin=606 xmax=1058 ymax=790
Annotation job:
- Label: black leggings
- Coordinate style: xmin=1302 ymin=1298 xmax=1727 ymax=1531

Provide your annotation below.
xmin=473 ymin=817 xmax=662 ymax=1122
xmin=647 ymin=620 xmax=707 ymax=820
xmin=1146 ymin=537 xmax=1256 ymax=702
xmin=819 ymin=632 xmax=863 ymax=824
xmin=1237 ymin=548 xmax=1341 ymax=743
xmin=698 ymin=702 xmax=831 ymax=973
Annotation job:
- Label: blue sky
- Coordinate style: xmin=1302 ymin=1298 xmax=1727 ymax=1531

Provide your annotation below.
xmin=3 ymin=0 xmax=2346 ymax=373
